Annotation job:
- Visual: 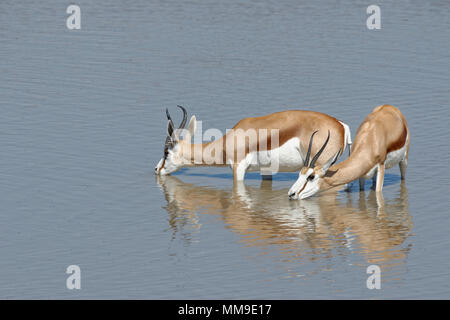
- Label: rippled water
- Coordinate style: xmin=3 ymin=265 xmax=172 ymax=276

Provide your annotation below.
xmin=1 ymin=0 xmax=449 ymax=299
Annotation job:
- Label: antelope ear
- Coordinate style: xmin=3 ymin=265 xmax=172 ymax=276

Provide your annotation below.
xmin=186 ymin=115 xmax=197 ymax=138
xmin=322 ymin=149 xmax=341 ymax=173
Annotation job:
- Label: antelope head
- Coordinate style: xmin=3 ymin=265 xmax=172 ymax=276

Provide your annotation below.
xmin=155 ymin=105 xmax=197 ymax=175
xmin=288 ymin=130 xmax=341 ymax=200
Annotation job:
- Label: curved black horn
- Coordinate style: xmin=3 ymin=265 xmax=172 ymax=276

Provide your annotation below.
xmin=304 ymin=130 xmax=318 ymax=167
xmin=177 ymin=105 xmax=187 ymax=129
xmin=309 ymin=130 xmax=330 ymax=168
xmin=166 ymin=108 xmax=173 ymax=122
xmin=166 ymin=108 xmax=175 ymax=138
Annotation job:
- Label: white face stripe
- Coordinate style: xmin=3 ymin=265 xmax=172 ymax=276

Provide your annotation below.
xmin=155 ymin=143 xmax=185 ymax=175
xmin=297 ymin=168 xmax=314 ymax=196
xmin=299 ymin=180 xmax=320 ymax=199
xmin=288 ymin=167 xmax=316 ymax=199
xmin=155 ymin=158 xmax=164 ymax=174
xmin=305 ymin=168 xmax=314 ymax=177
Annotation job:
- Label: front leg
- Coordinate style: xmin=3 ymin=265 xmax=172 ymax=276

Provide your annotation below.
xmin=375 ymin=191 xmax=385 ymax=216
xmin=233 ymin=160 xmax=248 ymax=182
xmin=344 ymin=144 xmax=352 ymax=192
xmin=371 ymin=170 xmax=377 ymax=189
xmin=359 ymin=178 xmax=365 ymax=191
xmin=375 ymin=163 xmax=385 ymax=193
xmin=260 ymin=167 xmax=273 ymax=181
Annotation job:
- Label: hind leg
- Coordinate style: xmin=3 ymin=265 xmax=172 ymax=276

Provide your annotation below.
xmin=371 ymin=171 xmax=377 ymax=189
xmin=399 ymin=158 xmax=407 ymax=180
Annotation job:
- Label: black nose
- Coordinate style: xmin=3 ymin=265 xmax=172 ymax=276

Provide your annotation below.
xmin=289 ymin=192 xmax=296 ymax=198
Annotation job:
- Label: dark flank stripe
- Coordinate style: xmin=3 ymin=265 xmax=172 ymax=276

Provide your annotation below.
xmin=387 ymin=126 xmax=407 ymax=153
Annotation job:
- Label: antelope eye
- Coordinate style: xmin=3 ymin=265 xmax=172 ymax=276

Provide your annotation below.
xmin=307 ymin=174 xmax=315 ymax=181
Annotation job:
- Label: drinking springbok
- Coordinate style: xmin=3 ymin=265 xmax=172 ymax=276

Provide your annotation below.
xmin=155 ymin=106 xmax=352 ymax=181
xmin=288 ymin=104 xmax=409 ymax=199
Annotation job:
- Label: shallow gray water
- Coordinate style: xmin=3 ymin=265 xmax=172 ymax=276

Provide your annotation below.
xmin=1 ymin=0 xmax=450 ymax=299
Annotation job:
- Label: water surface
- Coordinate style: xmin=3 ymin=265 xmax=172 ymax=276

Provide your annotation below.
xmin=1 ymin=0 xmax=450 ymax=298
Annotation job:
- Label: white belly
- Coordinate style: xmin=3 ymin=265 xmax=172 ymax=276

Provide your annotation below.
xmin=363 ymin=142 xmax=407 ymax=179
xmin=246 ymin=137 xmax=304 ymax=172
xmin=384 ymin=143 xmax=407 ymax=169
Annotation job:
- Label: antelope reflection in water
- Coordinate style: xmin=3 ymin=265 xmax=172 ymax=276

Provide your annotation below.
xmin=156 ymin=175 xmax=412 ymax=269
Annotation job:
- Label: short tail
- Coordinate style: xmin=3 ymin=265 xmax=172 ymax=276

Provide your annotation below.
xmin=338 ymin=121 xmax=352 ymax=154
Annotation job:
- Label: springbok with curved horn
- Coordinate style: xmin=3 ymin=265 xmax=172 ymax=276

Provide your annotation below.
xmin=155 ymin=106 xmax=352 ymax=181
xmin=288 ymin=104 xmax=409 ymax=200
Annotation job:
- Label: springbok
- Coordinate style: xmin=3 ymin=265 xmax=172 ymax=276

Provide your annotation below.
xmin=288 ymin=104 xmax=409 ymax=200
xmin=155 ymin=105 xmax=352 ymax=181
